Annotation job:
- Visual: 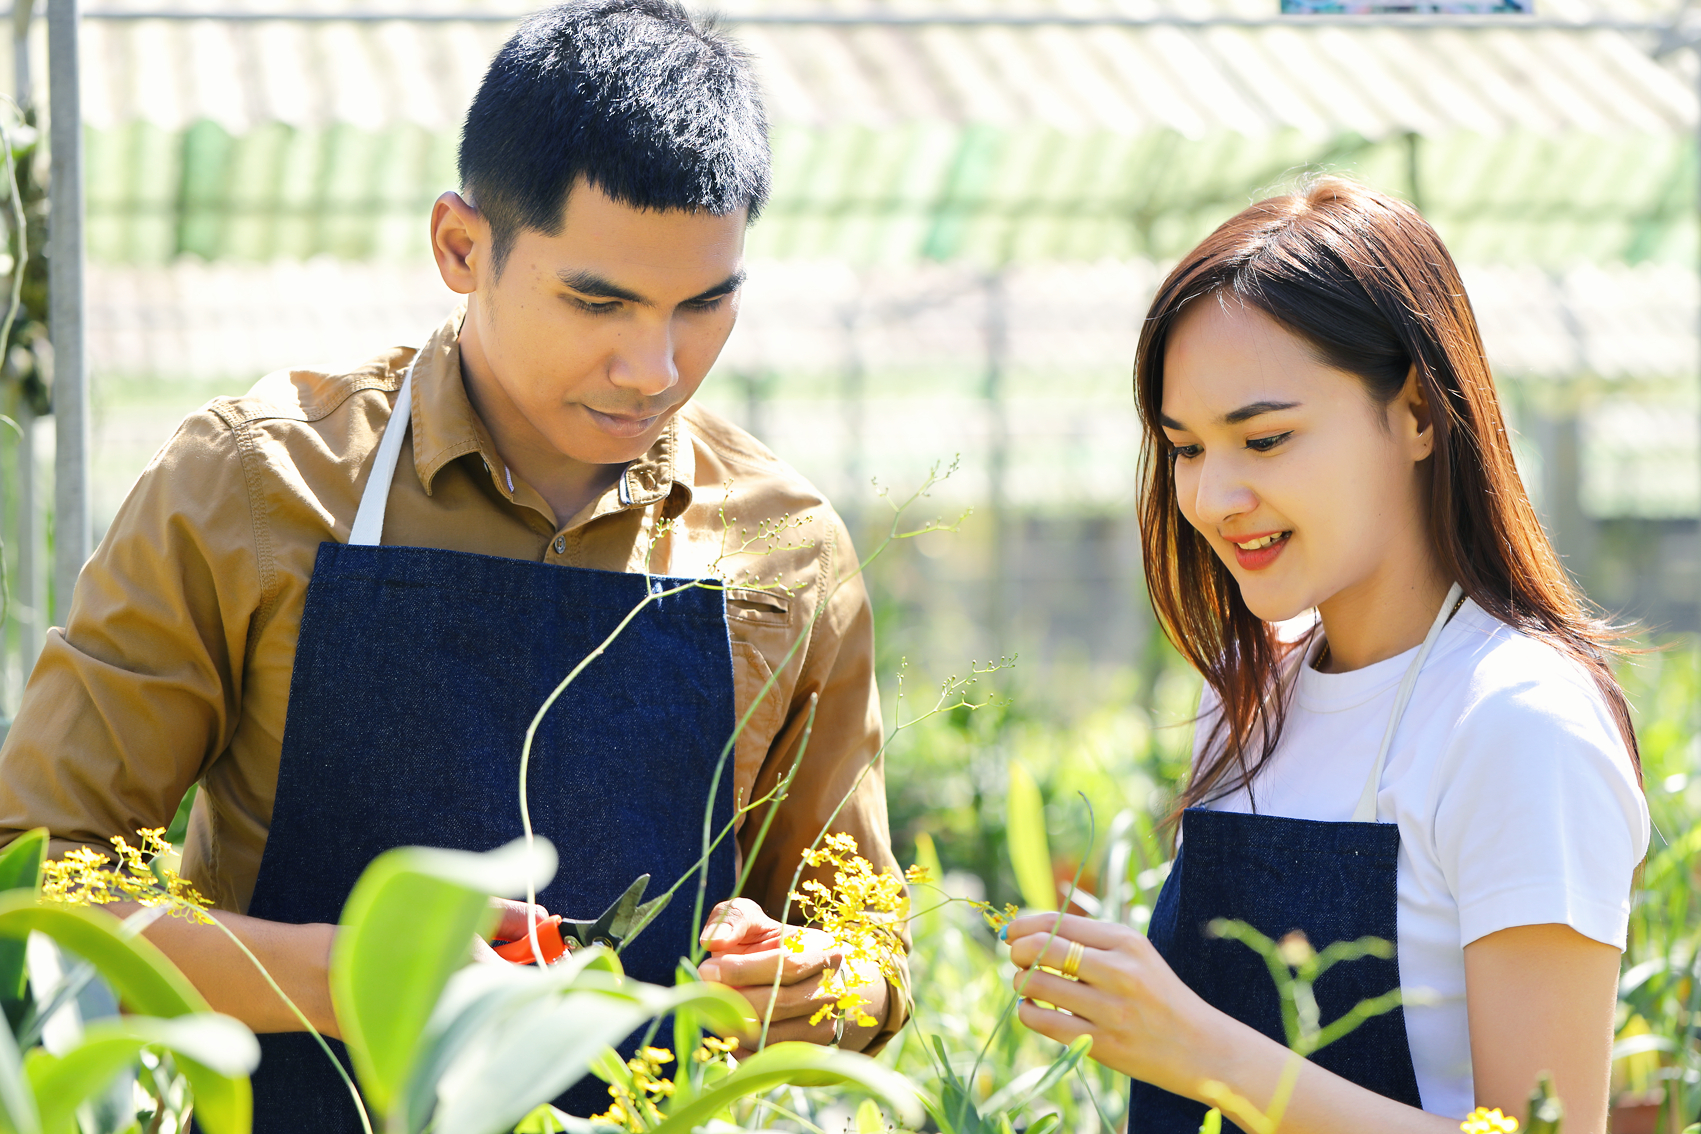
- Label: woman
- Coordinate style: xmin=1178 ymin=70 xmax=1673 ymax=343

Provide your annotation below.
xmin=1004 ymin=179 xmax=1648 ymax=1133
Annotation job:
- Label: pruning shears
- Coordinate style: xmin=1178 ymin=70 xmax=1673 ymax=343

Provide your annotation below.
xmin=491 ymin=873 xmax=670 ymax=966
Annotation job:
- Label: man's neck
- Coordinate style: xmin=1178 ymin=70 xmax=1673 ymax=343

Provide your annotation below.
xmin=455 ymin=327 xmax=625 ymax=530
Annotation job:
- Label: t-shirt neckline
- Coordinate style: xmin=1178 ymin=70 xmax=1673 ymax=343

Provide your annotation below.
xmin=1296 ymin=598 xmax=1487 ymax=714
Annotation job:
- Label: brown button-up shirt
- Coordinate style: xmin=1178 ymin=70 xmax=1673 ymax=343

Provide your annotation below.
xmin=0 ymin=309 xmax=904 ymax=1037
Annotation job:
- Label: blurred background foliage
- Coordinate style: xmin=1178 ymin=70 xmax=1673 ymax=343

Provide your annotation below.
xmin=2 ymin=0 xmax=1700 ymax=1128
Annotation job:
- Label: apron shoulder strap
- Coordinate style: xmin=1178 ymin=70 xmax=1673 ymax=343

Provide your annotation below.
xmin=1351 ymin=581 xmax=1464 ymax=823
xmin=348 ymin=357 xmax=418 ymax=548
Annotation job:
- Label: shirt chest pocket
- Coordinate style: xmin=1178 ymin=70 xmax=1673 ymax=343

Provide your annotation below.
xmin=729 ymin=637 xmax=787 ymax=823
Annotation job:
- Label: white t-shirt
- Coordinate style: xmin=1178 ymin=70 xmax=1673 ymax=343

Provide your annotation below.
xmin=1191 ymin=599 xmax=1649 ymax=1118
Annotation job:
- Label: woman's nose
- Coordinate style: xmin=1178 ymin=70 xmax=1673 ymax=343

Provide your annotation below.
xmin=1190 ymin=454 xmax=1259 ymax=526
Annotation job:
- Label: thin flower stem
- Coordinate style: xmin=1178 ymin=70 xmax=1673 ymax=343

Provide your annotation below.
xmin=200 ymin=912 xmax=374 ymax=1134
xmin=960 ymin=802 xmax=1095 ymax=1132
xmin=516 ymin=577 xmax=700 ymax=962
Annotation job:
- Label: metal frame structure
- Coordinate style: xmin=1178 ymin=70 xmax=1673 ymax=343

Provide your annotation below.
xmin=3 ymin=3 xmax=1700 ymax=731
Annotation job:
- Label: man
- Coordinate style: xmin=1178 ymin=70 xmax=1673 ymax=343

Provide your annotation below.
xmin=0 ymin=1 xmax=904 ymax=1127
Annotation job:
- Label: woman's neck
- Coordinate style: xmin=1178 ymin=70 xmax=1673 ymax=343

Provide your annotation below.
xmin=1314 ymin=559 xmax=1453 ymax=674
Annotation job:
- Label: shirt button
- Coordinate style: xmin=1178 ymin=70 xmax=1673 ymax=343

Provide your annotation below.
xmin=553 ymin=535 xmax=566 ymax=555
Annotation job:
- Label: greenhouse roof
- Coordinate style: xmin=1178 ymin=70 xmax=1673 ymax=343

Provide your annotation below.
xmin=52 ymin=0 xmax=1701 ymax=264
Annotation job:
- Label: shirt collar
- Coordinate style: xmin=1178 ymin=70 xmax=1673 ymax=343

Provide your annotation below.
xmin=404 ymin=306 xmax=694 ymax=519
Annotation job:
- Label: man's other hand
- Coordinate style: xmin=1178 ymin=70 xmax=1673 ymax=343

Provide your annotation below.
xmin=696 ymin=898 xmax=887 ymax=1053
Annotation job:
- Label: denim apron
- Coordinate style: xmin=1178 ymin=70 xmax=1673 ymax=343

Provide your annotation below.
xmin=1128 ymin=584 xmax=1463 ymax=1132
xmin=239 ymin=358 xmax=739 ymax=1131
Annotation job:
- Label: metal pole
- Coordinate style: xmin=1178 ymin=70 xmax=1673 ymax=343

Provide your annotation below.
xmin=47 ymin=0 xmax=85 ymax=627
xmin=984 ymin=269 xmax=1009 ymax=650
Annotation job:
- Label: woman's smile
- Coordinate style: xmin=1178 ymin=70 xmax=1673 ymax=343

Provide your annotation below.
xmin=1228 ymin=529 xmax=1291 ymax=570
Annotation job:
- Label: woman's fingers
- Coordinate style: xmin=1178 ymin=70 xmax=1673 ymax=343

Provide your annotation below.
xmin=1011 ymin=966 xmax=1102 ymax=1021
xmin=1004 ymin=912 xmax=1132 ymax=950
xmin=1008 ymin=933 xmax=1104 ymax=978
xmin=1016 ymin=996 xmax=1095 ymax=1047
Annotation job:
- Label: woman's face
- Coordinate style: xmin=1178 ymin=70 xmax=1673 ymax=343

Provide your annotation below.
xmin=1159 ymin=295 xmax=1436 ymax=625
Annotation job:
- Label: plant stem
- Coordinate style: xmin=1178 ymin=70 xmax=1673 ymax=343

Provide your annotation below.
xmin=201 ymin=913 xmax=374 ymax=1134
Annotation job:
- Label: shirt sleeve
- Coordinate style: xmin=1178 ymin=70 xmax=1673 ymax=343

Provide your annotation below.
xmin=735 ymin=515 xmax=910 ymax=1048
xmin=0 ymin=408 xmax=263 ymax=863
xmin=1431 ymin=655 xmax=1648 ymax=950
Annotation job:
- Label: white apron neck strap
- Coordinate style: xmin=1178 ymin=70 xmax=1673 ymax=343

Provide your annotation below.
xmin=1351 ymin=581 xmax=1464 ymax=824
xmin=348 ymin=357 xmax=418 ymax=548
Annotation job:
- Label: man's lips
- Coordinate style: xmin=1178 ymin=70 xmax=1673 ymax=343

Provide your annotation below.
xmin=583 ymin=405 xmax=667 ymax=438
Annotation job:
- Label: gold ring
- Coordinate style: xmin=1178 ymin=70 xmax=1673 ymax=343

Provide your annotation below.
xmin=1061 ymin=939 xmax=1085 ymax=980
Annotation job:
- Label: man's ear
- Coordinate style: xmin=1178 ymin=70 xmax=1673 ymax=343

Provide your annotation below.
xmin=431 ymin=191 xmax=486 ymax=295
xmin=1400 ymin=363 xmax=1435 ymax=460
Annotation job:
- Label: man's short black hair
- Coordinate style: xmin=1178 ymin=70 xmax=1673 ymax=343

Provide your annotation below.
xmin=459 ymin=0 xmax=770 ymax=273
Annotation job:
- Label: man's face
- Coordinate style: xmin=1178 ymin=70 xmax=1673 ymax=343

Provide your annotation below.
xmin=459 ymin=180 xmax=748 ymax=467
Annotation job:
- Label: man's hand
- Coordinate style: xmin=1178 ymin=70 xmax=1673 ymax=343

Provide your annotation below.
xmin=470 ymin=898 xmax=552 ymax=966
xmin=696 ymin=898 xmax=887 ymax=1053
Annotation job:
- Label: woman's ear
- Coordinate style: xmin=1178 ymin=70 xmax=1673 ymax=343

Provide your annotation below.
xmin=1399 ymin=363 xmax=1435 ymax=460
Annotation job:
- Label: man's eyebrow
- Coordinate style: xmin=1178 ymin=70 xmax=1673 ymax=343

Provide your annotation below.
xmin=555 ymin=269 xmax=747 ymax=306
xmin=1223 ymin=400 xmax=1300 ymax=425
xmin=687 ymin=270 xmax=747 ymax=303
xmin=557 ymin=270 xmax=645 ymax=303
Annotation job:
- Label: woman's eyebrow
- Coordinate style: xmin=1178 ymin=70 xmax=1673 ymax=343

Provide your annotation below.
xmin=1223 ymin=399 xmax=1301 ymax=425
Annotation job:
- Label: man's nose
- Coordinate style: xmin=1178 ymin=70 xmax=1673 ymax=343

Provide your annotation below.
xmin=609 ymin=319 xmax=679 ymax=397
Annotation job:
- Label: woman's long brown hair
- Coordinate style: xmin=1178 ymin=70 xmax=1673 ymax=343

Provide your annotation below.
xmin=1136 ymin=177 xmax=1642 ymax=820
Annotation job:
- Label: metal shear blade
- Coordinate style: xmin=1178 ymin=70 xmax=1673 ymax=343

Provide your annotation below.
xmin=559 ymin=873 xmax=672 ymax=951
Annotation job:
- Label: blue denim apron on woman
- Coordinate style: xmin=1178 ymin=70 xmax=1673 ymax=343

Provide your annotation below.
xmin=1127 ymin=584 xmax=1463 ymax=1132
xmin=238 ymin=357 xmax=739 ymax=1131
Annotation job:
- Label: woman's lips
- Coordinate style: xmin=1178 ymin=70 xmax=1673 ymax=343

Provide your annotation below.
xmin=1230 ymin=531 xmax=1291 ymax=571
xmin=584 ymin=405 xmax=663 ymax=438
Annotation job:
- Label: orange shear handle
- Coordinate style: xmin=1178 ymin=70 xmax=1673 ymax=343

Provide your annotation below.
xmin=492 ymin=915 xmax=570 ymax=965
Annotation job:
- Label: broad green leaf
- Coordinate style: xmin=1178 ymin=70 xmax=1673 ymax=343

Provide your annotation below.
xmin=331 ymin=838 xmax=558 ymax=1117
xmin=26 ymin=1035 xmax=145 ymax=1134
xmin=26 ymin=1016 xmax=255 ymax=1134
xmin=512 ymin=1104 xmax=569 ymax=1133
xmin=0 ymin=1011 xmax=40 ymax=1134
xmin=0 ymin=896 xmax=206 ymax=1018
xmin=430 ymin=979 xmax=748 ymax=1134
xmin=0 ymin=898 xmax=253 ymax=1133
xmin=1006 ymin=764 xmax=1055 ymax=912
xmin=649 ymin=1041 xmax=923 ymax=1134
xmin=855 ymin=1098 xmax=884 ymax=1134
xmin=979 ymin=1036 xmax=1090 ymax=1116
xmin=1027 ymin=1115 xmax=1061 ymax=1134
xmin=0 ymin=831 xmax=47 ymax=1002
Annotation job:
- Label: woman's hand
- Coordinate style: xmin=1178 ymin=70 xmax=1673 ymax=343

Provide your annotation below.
xmin=1004 ymin=912 xmax=1230 ymax=1097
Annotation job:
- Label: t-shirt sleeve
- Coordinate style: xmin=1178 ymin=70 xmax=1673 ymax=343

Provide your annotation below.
xmin=1432 ymin=655 xmax=1648 ymax=950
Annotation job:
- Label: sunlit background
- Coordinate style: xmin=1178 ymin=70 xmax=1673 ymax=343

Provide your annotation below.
xmin=4 ymin=2 xmax=1701 ymax=1119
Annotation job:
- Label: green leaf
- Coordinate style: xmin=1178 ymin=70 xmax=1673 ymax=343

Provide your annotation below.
xmin=978 ymin=1036 xmax=1090 ymax=1117
xmin=330 ymin=838 xmax=558 ymax=1118
xmin=0 ymin=831 xmax=46 ymax=1002
xmin=855 ymin=1099 xmax=886 ymax=1134
xmin=512 ymin=1104 xmax=569 ymax=1133
xmin=0 ymin=897 xmax=207 ymax=1018
xmin=0 ymin=896 xmax=253 ymax=1134
xmin=1026 ymin=1115 xmax=1061 ymax=1134
xmin=0 ymin=1009 xmax=41 ymax=1134
xmin=25 ymin=1015 xmax=254 ymax=1134
xmin=1006 ymin=763 xmax=1055 ymax=912
xmin=649 ymin=1042 xmax=924 ymax=1134
xmin=428 ymin=977 xmax=748 ymax=1134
